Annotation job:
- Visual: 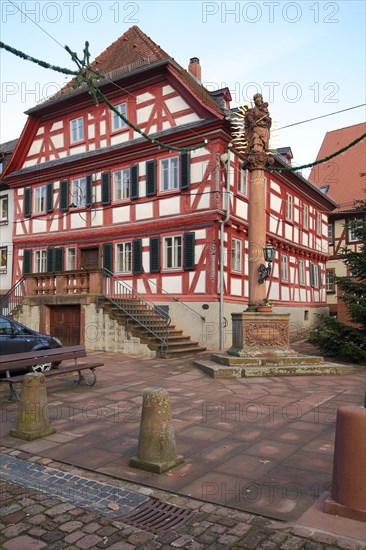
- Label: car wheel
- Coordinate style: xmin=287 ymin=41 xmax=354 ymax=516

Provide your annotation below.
xmin=29 ymin=362 xmax=53 ymax=373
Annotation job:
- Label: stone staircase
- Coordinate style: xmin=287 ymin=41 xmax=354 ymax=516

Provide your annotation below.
xmin=97 ymin=296 xmax=206 ymax=358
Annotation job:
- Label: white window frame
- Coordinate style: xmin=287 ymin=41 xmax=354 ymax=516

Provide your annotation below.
xmin=326 ymin=269 xmax=335 ymax=293
xmin=114 ymin=169 xmax=130 ymax=201
xmin=67 ymin=247 xmax=76 ymax=271
xmin=328 ymin=223 xmax=334 ymax=244
xmin=299 ymin=259 xmax=305 ymax=285
xmin=72 ymin=177 xmax=87 ymax=207
xmin=0 ymin=246 xmax=7 ymax=271
xmin=238 ymin=169 xmax=248 ymax=195
xmin=34 ymin=185 xmax=47 ymax=214
xmin=316 ymin=212 xmax=322 ymax=234
xmin=116 ymin=242 xmax=132 ymax=273
xmin=70 ymin=116 xmax=84 ymax=143
xmin=348 ymin=219 xmax=363 ymax=243
xmin=231 ymin=238 xmax=242 ymax=273
xmin=286 ymin=193 xmax=293 ymax=221
xmin=281 ymin=254 xmax=289 ymax=282
xmin=34 ymin=249 xmax=47 ymax=273
xmin=303 ymin=204 xmax=309 ymax=230
xmin=160 ymin=157 xmax=179 ymax=192
xmin=111 ymin=103 xmax=127 ymax=131
xmin=0 ymin=195 xmax=8 ymax=224
xmin=163 ymin=236 xmax=182 ymax=270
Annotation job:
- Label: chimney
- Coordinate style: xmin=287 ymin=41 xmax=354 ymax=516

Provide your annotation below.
xmin=188 ymin=57 xmax=201 ymax=81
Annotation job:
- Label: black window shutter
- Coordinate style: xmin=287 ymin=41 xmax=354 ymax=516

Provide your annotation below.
xmin=86 ymin=175 xmax=93 ymax=207
xmin=180 ymin=152 xmax=190 ymax=190
xmin=318 ymin=265 xmax=322 ymax=288
xmin=150 ymin=237 xmax=160 ymax=273
xmin=184 ymin=232 xmax=195 ymax=271
xmin=46 ymin=183 xmax=54 ymax=213
xmin=130 ymin=164 xmax=139 ymax=199
xmin=101 ymin=172 xmax=111 ymax=205
xmin=133 ymin=239 xmax=143 ymax=274
xmin=146 ymin=160 xmax=157 ymax=197
xmin=310 ymin=262 xmax=315 ymax=287
xmin=55 ymin=248 xmax=64 ymax=271
xmin=24 ymin=188 xmax=32 ymax=217
xmin=60 ymin=180 xmax=69 ymax=211
xmin=47 ymin=248 xmax=55 ymax=272
xmin=23 ymin=249 xmax=32 ymax=274
xmin=102 ymin=243 xmax=113 ymax=272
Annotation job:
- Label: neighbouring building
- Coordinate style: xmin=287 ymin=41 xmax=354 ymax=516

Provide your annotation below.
xmin=309 ymin=122 xmax=366 ymax=324
xmin=0 ymin=26 xmax=337 ymax=355
xmin=0 ymin=139 xmax=18 ymax=304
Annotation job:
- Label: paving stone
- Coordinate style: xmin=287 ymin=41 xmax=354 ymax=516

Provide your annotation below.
xmin=310 ymin=531 xmax=337 ymax=545
xmin=171 ymin=534 xmax=196 ymax=547
xmin=28 ymin=527 xmax=47 ymax=537
xmin=303 ymin=542 xmax=325 ymax=550
xmin=23 ymin=504 xmax=45 ymax=515
xmin=28 ymin=514 xmax=47 ymax=525
xmin=83 ymin=521 xmax=102 ymax=533
xmin=75 ymin=534 xmax=103 ymax=548
xmin=40 ymin=529 xmax=66 ymax=544
xmin=207 ymin=524 xmax=226 ymax=535
xmin=218 ymin=534 xmax=240 ymax=545
xmin=0 ymin=504 xmax=21 ymax=517
xmin=292 ymin=527 xmax=314 ymax=538
xmin=128 ymin=530 xmax=156 ymax=545
xmin=2 ymin=522 xmax=28 ymax=537
xmin=45 ymin=503 xmax=75 ymax=517
xmin=280 ymin=535 xmax=308 ymax=549
xmin=239 ymin=531 xmax=267 ymax=549
xmin=3 ymin=535 xmax=48 ymax=549
xmin=228 ymin=523 xmax=252 ymax=536
xmin=64 ymin=531 xmax=85 ymax=544
xmin=2 ymin=511 xmax=27 ymax=525
xmin=58 ymin=520 xmax=83 ymax=533
xmin=336 ymin=539 xmax=366 ymax=550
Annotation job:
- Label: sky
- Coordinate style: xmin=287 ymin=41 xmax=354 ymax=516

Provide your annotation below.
xmin=0 ymin=0 xmax=365 ymax=176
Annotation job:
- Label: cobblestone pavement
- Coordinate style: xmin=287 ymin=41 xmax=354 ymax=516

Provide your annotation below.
xmin=1 ymin=450 xmax=365 ymax=550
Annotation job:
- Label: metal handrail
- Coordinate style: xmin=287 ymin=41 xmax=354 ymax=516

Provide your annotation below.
xmin=101 ymin=269 xmax=171 ymax=353
xmin=0 ymin=276 xmax=26 ymax=317
xmin=140 ymin=272 xmax=206 ymax=322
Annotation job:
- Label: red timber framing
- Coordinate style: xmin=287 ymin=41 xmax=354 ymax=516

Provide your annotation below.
xmin=2 ymin=26 xmax=337 ymax=350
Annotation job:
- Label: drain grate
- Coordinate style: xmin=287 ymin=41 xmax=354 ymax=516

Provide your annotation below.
xmin=120 ymin=499 xmax=196 ymax=534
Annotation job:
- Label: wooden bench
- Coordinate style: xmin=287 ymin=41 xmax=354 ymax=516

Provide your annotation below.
xmin=0 ymin=345 xmax=104 ymax=401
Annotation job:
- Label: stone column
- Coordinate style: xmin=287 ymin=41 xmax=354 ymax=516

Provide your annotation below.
xmin=248 ymin=168 xmax=267 ymax=309
xmin=10 ymin=373 xmax=56 ymax=441
xmin=129 ymin=388 xmax=183 ymax=473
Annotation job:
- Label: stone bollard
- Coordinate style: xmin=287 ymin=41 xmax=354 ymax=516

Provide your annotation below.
xmin=324 ymin=405 xmax=366 ymax=522
xmin=129 ymin=388 xmax=184 ymax=474
xmin=10 ymin=373 xmax=56 ymax=441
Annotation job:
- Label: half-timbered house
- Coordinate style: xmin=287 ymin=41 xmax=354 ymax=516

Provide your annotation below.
xmin=1 ymin=26 xmax=337 ymax=355
xmin=309 ymin=122 xmax=366 ymax=324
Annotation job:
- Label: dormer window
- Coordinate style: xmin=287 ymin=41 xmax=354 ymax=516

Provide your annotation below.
xmin=70 ymin=117 xmax=84 ymax=143
xmin=112 ymin=103 xmax=127 ymax=131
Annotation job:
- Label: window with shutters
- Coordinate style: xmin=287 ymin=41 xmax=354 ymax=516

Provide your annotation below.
xmin=310 ymin=262 xmax=319 ymax=287
xmin=34 ymin=185 xmax=47 ymax=213
xmin=161 ymin=157 xmax=179 ymax=192
xmin=111 ymin=103 xmax=127 ymax=131
xmin=72 ymin=178 xmax=87 ymax=207
xmin=0 ymin=247 xmax=7 ymax=271
xmin=231 ymin=238 xmax=242 ymax=272
xmin=0 ymin=195 xmax=8 ymax=224
xmin=114 ymin=169 xmax=130 ymax=201
xmin=35 ymin=250 xmax=47 ymax=273
xmin=281 ymin=254 xmax=289 ymax=282
xmin=347 ymin=219 xmax=363 ymax=243
xmin=70 ymin=117 xmax=84 ymax=143
xmin=67 ymin=248 xmax=76 ymax=270
xmin=164 ymin=236 xmax=182 ymax=269
xmin=116 ymin=242 xmax=132 ymax=273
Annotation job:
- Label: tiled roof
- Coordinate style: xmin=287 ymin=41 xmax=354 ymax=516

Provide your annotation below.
xmin=28 ymin=26 xmax=223 ymax=116
xmin=0 ymin=138 xmax=19 ymax=154
xmin=309 ymin=122 xmax=366 ymax=212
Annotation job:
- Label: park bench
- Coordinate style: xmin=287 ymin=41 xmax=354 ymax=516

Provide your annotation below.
xmin=0 ymin=345 xmax=104 ymax=401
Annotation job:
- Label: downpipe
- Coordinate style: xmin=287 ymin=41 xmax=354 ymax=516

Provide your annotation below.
xmin=219 ymin=148 xmax=231 ymax=350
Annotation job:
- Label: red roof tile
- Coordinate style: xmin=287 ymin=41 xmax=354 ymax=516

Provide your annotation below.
xmin=309 ymin=122 xmax=366 ymax=212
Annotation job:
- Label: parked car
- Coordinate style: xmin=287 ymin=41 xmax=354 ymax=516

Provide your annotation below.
xmin=0 ymin=315 xmax=62 ymax=373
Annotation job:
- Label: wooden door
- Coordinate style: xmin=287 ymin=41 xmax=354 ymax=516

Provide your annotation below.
xmin=50 ymin=305 xmax=81 ymax=346
xmin=80 ymin=247 xmax=99 ymax=269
